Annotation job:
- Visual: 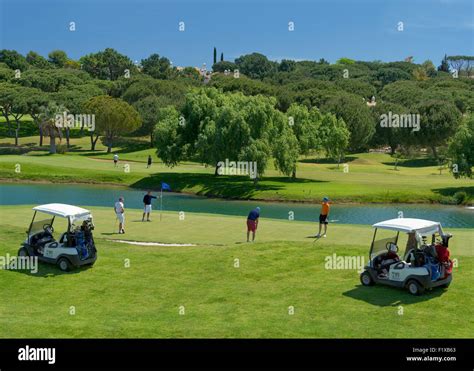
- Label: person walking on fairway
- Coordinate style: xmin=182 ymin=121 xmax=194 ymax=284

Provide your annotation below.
xmin=247 ymin=207 xmax=260 ymax=242
xmin=316 ymin=197 xmax=330 ymax=238
xmin=113 ymin=153 xmax=119 ymax=167
xmin=147 ymin=155 xmax=152 ymax=168
xmin=142 ymin=191 xmax=157 ymax=222
xmin=114 ymin=197 xmax=125 ymax=234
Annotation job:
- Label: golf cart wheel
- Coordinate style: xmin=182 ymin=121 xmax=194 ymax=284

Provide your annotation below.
xmin=17 ymin=247 xmax=29 ymax=257
xmin=360 ymin=271 xmax=375 ymax=286
xmin=58 ymin=258 xmax=72 ymax=272
xmin=406 ymin=279 xmax=425 ymax=296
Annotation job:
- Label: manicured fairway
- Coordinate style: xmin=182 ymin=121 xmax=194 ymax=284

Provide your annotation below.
xmin=0 ymin=206 xmax=472 ymax=338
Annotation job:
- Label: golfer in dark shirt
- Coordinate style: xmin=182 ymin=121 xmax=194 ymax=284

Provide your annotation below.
xmin=247 ymin=207 xmax=260 ymax=242
xmin=142 ymin=191 xmax=157 ymax=222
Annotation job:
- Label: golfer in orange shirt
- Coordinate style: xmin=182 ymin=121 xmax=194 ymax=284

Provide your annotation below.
xmin=316 ymin=197 xmax=330 ymax=238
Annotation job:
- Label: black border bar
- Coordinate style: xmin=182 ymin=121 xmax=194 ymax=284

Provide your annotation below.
xmin=0 ymin=339 xmax=472 ymax=370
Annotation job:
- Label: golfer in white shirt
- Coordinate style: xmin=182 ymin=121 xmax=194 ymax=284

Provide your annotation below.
xmin=114 ymin=197 xmax=125 ymax=234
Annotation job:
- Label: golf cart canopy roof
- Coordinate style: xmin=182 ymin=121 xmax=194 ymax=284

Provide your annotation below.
xmin=33 ymin=203 xmax=91 ymax=219
xmin=372 ymin=218 xmax=442 ymax=235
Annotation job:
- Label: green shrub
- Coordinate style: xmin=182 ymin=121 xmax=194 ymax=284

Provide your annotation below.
xmin=0 ymin=147 xmax=30 ymax=155
xmin=55 ymin=144 xmax=68 ymax=154
xmin=439 ymin=196 xmax=457 ymax=205
xmin=453 ymin=191 xmax=469 ymax=205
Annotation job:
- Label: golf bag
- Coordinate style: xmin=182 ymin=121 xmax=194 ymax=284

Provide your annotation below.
xmin=422 ymin=244 xmax=438 ymax=259
xmin=75 ymin=231 xmax=89 ymax=260
xmin=423 ymin=256 xmax=441 ymax=281
xmin=435 ymin=242 xmax=453 ymax=279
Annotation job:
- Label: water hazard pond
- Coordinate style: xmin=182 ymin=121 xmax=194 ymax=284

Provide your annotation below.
xmin=0 ymin=183 xmax=472 ymax=228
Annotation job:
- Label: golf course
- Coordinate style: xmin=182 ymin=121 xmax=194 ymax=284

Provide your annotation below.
xmin=0 ymin=205 xmax=473 ymax=338
xmin=1 ymin=39 xmax=474 ymax=341
xmin=0 ymin=120 xmax=473 ymax=339
xmin=2 ymin=2 xmax=474 ymax=370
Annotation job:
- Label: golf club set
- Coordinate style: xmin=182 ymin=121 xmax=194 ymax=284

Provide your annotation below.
xmin=409 ymin=234 xmax=453 ymax=281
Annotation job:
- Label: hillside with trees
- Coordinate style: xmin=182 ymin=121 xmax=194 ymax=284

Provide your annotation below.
xmin=1 ymin=48 xmax=473 ymax=180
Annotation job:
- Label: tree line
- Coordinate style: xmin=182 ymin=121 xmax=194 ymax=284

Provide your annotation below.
xmin=0 ymin=48 xmax=472 ymax=178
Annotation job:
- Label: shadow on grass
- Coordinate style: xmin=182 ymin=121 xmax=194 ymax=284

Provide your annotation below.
xmin=343 ymin=284 xmax=446 ymax=307
xmin=72 ymin=137 xmax=151 ymax=157
xmin=0 ymin=142 xmax=38 ymax=148
xmin=0 ymin=147 xmax=34 ymax=155
xmin=5 ymin=263 xmax=93 ymax=278
xmin=103 ymin=137 xmax=150 ymax=153
xmin=299 ymin=156 xmax=357 ymax=164
xmin=432 ymin=186 xmax=474 ymax=198
xmin=382 ymin=158 xmax=438 ymax=168
xmin=130 ymin=172 xmax=327 ymax=199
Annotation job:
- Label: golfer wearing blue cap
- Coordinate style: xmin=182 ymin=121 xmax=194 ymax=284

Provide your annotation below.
xmin=316 ymin=197 xmax=330 ymax=238
xmin=247 ymin=206 xmax=260 ymax=242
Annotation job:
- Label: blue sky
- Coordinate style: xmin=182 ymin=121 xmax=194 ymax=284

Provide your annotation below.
xmin=1 ymin=0 xmax=473 ymax=67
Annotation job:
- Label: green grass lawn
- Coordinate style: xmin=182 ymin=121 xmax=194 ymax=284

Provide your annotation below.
xmin=0 ymin=205 xmax=472 ymax=338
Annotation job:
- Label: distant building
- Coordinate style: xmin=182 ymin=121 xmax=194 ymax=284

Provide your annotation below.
xmin=175 ymin=65 xmax=211 ymax=83
xmin=366 ymin=95 xmax=377 ymax=107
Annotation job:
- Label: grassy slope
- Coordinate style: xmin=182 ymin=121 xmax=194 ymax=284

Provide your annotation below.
xmin=0 ymin=206 xmax=472 ymax=338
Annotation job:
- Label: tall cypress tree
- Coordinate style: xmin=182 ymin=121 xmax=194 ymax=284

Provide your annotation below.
xmin=213 ymin=47 xmax=217 ymax=64
xmin=438 ymin=54 xmax=449 ymax=72
xmin=220 ymin=52 xmax=224 ymax=62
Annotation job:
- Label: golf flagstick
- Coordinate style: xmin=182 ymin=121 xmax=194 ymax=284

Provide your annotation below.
xmin=160 ymin=187 xmax=163 ymax=221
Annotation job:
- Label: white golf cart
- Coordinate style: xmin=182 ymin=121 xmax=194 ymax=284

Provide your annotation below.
xmin=18 ymin=203 xmax=97 ymax=272
xmin=360 ymin=218 xmax=453 ymax=295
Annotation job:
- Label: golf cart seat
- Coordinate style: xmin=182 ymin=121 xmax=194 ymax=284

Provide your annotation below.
xmin=30 ymin=230 xmax=54 ymax=247
xmin=373 ymin=242 xmax=400 ymax=269
xmin=405 ymin=248 xmax=427 ymax=267
xmin=380 ymin=254 xmax=400 ymax=270
xmin=59 ymin=232 xmax=76 ymax=247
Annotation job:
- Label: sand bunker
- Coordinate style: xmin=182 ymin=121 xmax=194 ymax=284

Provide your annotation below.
xmin=107 ymin=239 xmax=196 ymax=247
